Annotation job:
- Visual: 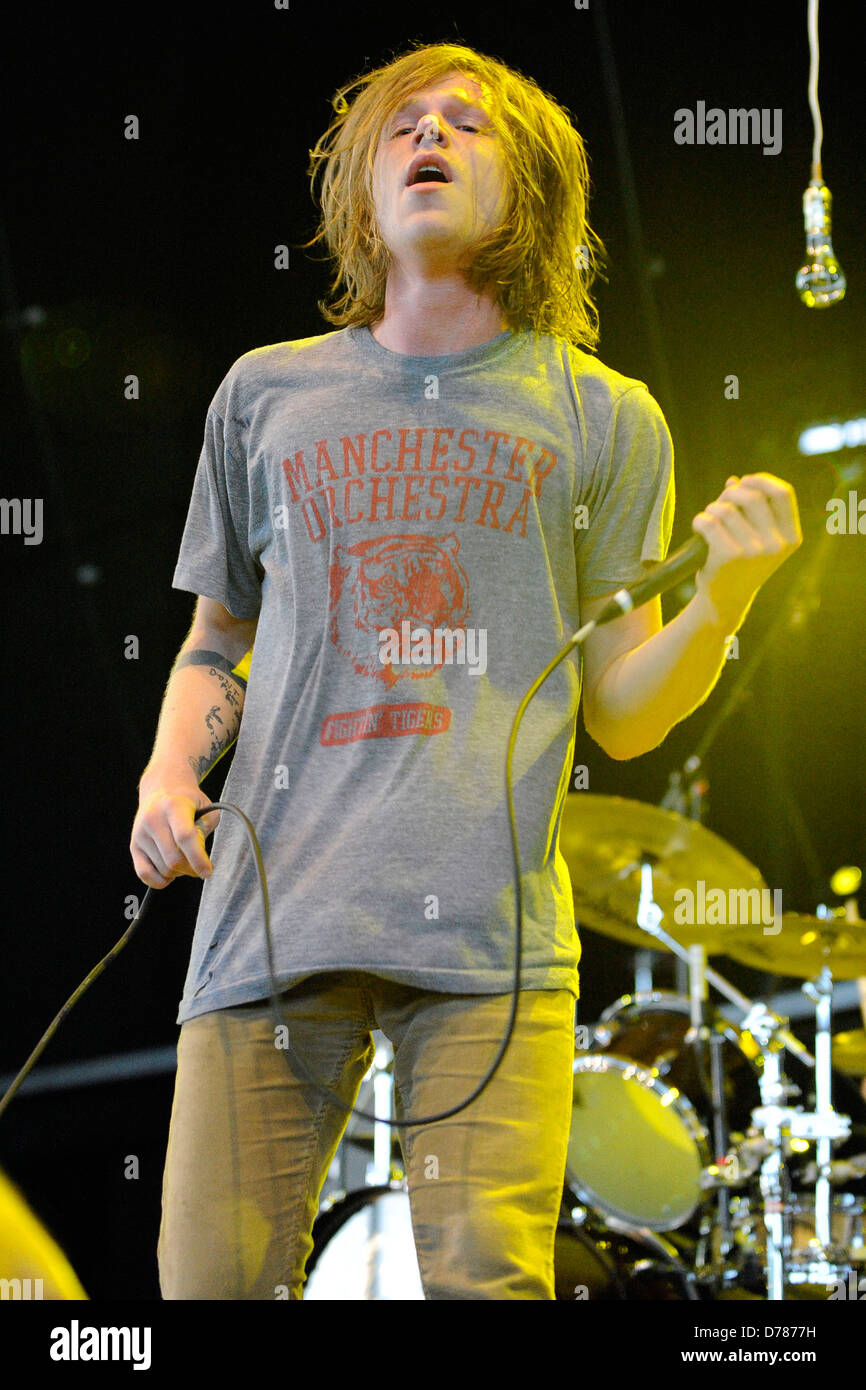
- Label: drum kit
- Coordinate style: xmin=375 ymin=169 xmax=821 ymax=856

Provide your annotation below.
xmin=560 ymin=795 xmax=866 ymax=1302
xmin=304 ymin=791 xmax=866 ymax=1301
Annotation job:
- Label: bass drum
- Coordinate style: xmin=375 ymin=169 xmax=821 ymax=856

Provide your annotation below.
xmin=304 ymin=1185 xmax=423 ymax=1300
xmin=566 ymin=992 xmax=761 ymax=1232
xmin=555 ymin=1214 xmax=692 ymax=1300
xmin=304 ymin=1185 xmax=690 ymax=1300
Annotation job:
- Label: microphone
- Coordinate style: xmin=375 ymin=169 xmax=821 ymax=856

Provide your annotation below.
xmin=592 ymin=533 xmax=709 ymax=627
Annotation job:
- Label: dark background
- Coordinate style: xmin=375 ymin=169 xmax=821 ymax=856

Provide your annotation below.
xmin=1 ymin=0 xmax=863 ymax=1301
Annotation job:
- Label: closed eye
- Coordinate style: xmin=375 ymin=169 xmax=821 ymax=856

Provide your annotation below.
xmin=389 ymin=123 xmax=482 ymax=138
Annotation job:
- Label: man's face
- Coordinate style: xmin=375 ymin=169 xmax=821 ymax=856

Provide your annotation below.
xmin=371 ymin=71 xmax=509 ymax=274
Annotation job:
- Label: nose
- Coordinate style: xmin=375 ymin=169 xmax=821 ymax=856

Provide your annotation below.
xmin=415 ymin=115 xmax=441 ymax=144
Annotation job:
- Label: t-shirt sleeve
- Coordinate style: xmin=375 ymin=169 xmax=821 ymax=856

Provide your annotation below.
xmin=172 ymin=406 xmax=263 ymax=620
xmin=575 ymin=383 xmax=675 ymax=601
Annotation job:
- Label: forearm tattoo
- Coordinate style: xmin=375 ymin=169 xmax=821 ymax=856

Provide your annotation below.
xmin=173 ymin=649 xmax=247 ymax=781
xmin=173 ymin=649 xmax=248 ymax=690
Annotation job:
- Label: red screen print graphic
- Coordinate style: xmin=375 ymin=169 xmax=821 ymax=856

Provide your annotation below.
xmin=327 ymin=533 xmax=470 ymax=688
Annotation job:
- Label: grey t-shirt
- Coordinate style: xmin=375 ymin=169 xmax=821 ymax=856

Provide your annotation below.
xmin=171 ymin=324 xmax=674 ymax=1023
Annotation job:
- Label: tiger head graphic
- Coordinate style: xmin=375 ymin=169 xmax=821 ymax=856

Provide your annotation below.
xmin=327 ymin=533 xmax=470 ymax=686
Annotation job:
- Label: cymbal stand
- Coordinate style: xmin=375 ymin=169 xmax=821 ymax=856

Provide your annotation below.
xmin=739 ymin=1006 xmax=790 ymax=1300
xmin=367 ymin=1035 xmax=395 ymax=1187
xmin=633 ymin=861 xmax=821 ymax=1298
xmin=659 ymin=764 xmax=708 ymax=998
xmin=743 ymin=990 xmax=851 ymax=1299
xmin=634 ymin=860 xmax=814 ymax=1071
xmin=687 ymin=939 xmax=734 ymax=1258
xmin=801 ymin=965 xmax=851 ymax=1259
xmin=633 ymin=948 xmax=655 ymax=995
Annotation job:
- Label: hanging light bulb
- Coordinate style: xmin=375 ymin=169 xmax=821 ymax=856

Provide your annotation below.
xmin=796 ymin=179 xmax=846 ymax=307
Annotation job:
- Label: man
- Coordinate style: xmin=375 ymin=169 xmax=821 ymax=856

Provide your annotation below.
xmin=130 ymin=41 xmax=801 ymax=1299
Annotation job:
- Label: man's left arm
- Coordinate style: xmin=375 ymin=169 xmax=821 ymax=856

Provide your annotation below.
xmin=580 ymin=472 xmax=802 ymax=761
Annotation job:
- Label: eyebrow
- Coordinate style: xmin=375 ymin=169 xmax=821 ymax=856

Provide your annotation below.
xmin=390 ymin=94 xmax=489 ymax=120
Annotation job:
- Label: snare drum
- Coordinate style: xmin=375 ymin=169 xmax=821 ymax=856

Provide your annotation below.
xmin=566 ymin=992 xmax=761 ymax=1232
xmin=700 ymin=1190 xmax=866 ymax=1297
xmin=736 ymin=1191 xmax=864 ymax=1292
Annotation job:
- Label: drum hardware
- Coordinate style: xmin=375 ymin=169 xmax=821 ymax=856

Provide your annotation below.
xmin=744 ymin=1004 xmax=797 ymax=1300
xmin=685 ymin=939 xmax=738 ymax=1258
xmin=696 ymin=1191 xmax=866 ymax=1297
xmin=702 ymin=1151 xmax=756 ymax=1190
xmin=368 ymin=1035 xmax=396 ymax=1187
xmin=564 ymin=814 xmax=851 ymax=1300
xmin=624 ymin=864 xmax=815 ymax=1073
xmin=628 ymin=1258 xmax=700 ymax=1300
xmin=707 ymin=1036 xmax=736 ymax=1258
xmin=554 ymin=1209 xmax=703 ymax=1301
xmin=659 ymin=760 xmax=708 ymax=824
xmin=740 ymin=988 xmax=853 ymax=1300
xmin=561 ymin=1199 xmax=702 ymax=1300
xmin=691 ymin=944 xmax=866 ymax=1300
xmin=602 ymin=1218 xmax=702 ymax=1300
xmin=335 ymin=1034 xmax=404 ymax=1195
xmin=800 ymin=1154 xmax=866 ymax=1184
xmin=562 ymin=780 xmax=865 ymax=1301
xmin=804 ymin=967 xmax=846 ymax=1254
xmin=726 ymin=916 xmax=864 ymax=1295
xmin=633 ymin=948 xmax=656 ymax=995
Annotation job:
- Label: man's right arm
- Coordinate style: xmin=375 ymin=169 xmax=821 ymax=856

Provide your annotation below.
xmin=130 ymin=596 xmax=258 ymax=889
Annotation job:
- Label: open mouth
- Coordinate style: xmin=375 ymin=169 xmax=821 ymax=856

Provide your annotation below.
xmin=406 ymin=155 xmax=453 ymax=187
xmin=409 ymin=167 xmax=450 ymax=186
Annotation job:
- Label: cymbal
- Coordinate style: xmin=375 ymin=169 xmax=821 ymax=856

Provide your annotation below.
xmin=559 ymin=794 xmax=767 ymax=953
xmin=832 ymin=1030 xmax=866 ymax=1076
xmin=723 ymin=914 xmax=866 ymax=980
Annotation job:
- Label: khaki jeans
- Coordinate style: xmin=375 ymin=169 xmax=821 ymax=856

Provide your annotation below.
xmin=158 ymin=971 xmax=575 ymax=1300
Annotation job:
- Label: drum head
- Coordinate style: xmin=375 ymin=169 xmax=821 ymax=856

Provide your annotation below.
xmin=304 ymin=1187 xmax=424 ymax=1300
xmin=567 ymin=1055 xmax=707 ymax=1230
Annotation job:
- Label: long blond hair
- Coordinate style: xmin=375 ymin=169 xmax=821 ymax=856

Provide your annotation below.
xmin=301 ymin=41 xmax=606 ymax=350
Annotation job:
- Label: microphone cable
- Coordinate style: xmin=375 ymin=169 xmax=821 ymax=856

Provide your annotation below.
xmin=0 ymin=529 xmax=711 ymax=1127
xmin=0 ymin=623 xmax=595 ymax=1129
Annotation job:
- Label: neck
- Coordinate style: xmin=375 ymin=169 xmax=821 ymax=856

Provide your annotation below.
xmin=370 ymin=269 xmax=508 ymax=355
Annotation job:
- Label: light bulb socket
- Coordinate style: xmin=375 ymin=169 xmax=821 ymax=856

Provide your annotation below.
xmin=802 ymin=180 xmax=833 ymax=234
